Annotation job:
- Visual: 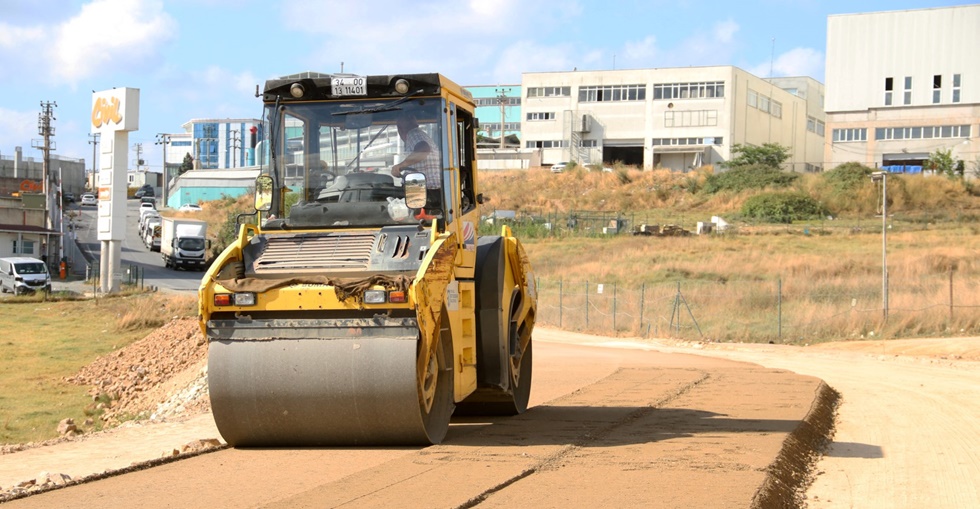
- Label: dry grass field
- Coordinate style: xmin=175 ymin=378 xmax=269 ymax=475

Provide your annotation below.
xmin=480 ymin=167 xmax=980 ymax=342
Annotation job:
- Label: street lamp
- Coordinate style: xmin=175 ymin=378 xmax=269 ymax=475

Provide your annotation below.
xmin=871 ymin=170 xmax=888 ymax=321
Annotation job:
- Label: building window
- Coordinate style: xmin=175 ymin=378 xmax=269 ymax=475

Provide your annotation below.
xmin=475 ymin=97 xmax=521 ymax=107
xmin=580 ymin=139 xmax=598 ymax=148
xmin=933 ymin=75 xmax=942 ymax=104
xmin=527 ymin=86 xmax=571 ymax=98
xmin=885 ymin=77 xmax=893 ymax=106
xmin=953 ymin=74 xmax=961 ymax=103
xmin=807 ymin=116 xmax=825 ymax=136
xmin=747 ymin=89 xmax=758 ymax=108
xmin=664 ymin=110 xmax=718 ymax=127
xmin=526 ymin=112 xmax=555 ymax=121
xmin=578 ymin=84 xmax=646 ymax=102
xmin=832 ymin=128 xmax=867 ymax=142
xmin=903 ymin=76 xmax=912 ymax=105
xmin=12 ymin=240 xmax=35 ymax=255
xmin=525 ymin=140 xmax=568 ymax=148
xmin=771 ymin=100 xmax=782 ymax=118
xmin=873 ymin=124 xmax=971 ymax=141
xmin=482 ymin=122 xmax=521 ymax=132
xmin=652 ymin=137 xmax=722 ymax=146
xmin=653 ymin=81 xmax=725 ymax=100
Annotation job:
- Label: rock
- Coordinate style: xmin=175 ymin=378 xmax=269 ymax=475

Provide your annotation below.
xmin=57 ymin=418 xmax=76 ymax=435
xmin=35 ymin=472 xmax=71 ymax=486
xmin=180 ymin=438 xmax=222 ymax=454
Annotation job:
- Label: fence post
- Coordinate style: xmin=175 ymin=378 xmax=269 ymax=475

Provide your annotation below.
xmin=585 ymin=280 xmax=590 ymax=328
xmin=778 ymin=277 xmax=782 ymax=340
xmin=639 ymin=282 xmax=645 ymax=333
xmin=613 ymin=282 xmax=617 ymax=331
xmin=558 ymin=279 xmax=563 ymax=328
xmin=949 ymin=269 xmax=954 ymax=326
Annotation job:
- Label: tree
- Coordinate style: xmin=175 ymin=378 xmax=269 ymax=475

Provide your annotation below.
xmin=722 ymin=143 xmax=791 ymax=169
xmin=925 ymin=148 xmax=960 ymax=178
xmin=179 ymin=153 xmax=194 ymax=176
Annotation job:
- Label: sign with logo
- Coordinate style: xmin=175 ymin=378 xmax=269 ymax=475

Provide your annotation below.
xmin=91 ymin=88 xmax=139 ymax=132
xmin=92 ymin=87 xmax=139 ymax=243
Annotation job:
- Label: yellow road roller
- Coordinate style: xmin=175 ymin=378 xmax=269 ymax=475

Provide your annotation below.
xmin=198 ymin=73 xmax=536 ymax=446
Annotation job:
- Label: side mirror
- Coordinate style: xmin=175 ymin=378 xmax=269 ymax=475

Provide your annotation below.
xmin=254 ymin=174 xmax=273 ymax=212
xmin=403 ymin=172 xmax=427 ymax=209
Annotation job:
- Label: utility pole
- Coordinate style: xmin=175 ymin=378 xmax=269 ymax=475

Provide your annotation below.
xmin=871 ymin=171 xmax=889 ymax=322
xmin=133 ymin=142 xmax=144 ymax=171
xmin=155 ymin=133 xmax=171 ymax=206
xmin=33 ymin=101 xmax=58 ymax=264
xmin=495 ymin=87 xmax=512 ymax=149
xmin=88 ymin=132 xmax=100 ymax=190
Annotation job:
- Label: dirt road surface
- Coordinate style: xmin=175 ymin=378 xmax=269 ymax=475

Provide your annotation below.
xmin=552 ymin=331 xmax=980 ymax=509
xmin=3 ymin=327 xmax=977 ymax=508
xmin=2 ymin=335 xmax=832 ymax=508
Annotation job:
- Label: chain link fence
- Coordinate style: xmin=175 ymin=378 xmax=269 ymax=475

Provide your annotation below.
xmin=534 ymin=273 xmax=980 ymax=343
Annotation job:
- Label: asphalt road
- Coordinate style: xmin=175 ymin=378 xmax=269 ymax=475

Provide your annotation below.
xmin=66 ymin=199 xmax=203 ymax=293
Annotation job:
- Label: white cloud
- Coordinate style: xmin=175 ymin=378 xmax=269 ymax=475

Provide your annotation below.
xmin=714 ymin=19 xmax=739 ymax=44
xmin=624 ymin=19 xmax=742 ymax=69
xmin=623 ymin=36 xmax=659 ymax=66
xmin=48 ymin=0 xmax=176 ymax=85
xmin=772 ymin=47 xmax=824 ymax=78
xmin=281 ymin=0 xmax=584 ymax=83
xmin=749 ymin=47 xmax=824 ymax=79
xmin=492 ymin=40 xmax=577 ymax=82
xmin=0 ymin=108 xmax=42 ymax=152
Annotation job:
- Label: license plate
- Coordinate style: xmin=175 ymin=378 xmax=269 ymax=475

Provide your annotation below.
xmin=332 ymin=76 xmax=366 ymax=96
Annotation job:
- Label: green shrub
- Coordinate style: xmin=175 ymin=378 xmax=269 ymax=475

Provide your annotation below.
xmin=741 ymin=192 xmax=828 ymax=223
xmin=703 ymin=164 xmax=799 ymax=194
xmin=822 ymin=162 xmax=874 ymax=193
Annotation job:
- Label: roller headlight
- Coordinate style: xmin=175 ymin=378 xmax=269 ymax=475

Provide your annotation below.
xmin=364 ymin=290 xmax=386 ymax=304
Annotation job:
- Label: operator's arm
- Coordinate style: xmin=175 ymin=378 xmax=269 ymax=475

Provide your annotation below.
xmin=391 ymin=140 xmax=432 ymax=178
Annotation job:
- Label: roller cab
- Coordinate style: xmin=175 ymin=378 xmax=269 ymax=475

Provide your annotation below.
xmin=199 ymin=73 xmax=536 ymax=446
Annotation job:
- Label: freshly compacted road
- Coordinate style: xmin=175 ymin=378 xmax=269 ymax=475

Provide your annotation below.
xmin=3 ymin=335 xmax=834 ymax=509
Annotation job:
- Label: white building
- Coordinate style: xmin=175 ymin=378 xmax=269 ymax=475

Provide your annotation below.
xmin=824 ymin=5 xmax=980 ymax=172
xmin=521 ymin=67 xmax=826 ymax=172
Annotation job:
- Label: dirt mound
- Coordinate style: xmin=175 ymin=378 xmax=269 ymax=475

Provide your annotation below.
xmin=65 ymin=317 xmax=210 ymax=426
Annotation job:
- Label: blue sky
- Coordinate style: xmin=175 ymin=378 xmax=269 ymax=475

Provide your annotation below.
xmin=0 ymin=0 xmax=971 ymax=172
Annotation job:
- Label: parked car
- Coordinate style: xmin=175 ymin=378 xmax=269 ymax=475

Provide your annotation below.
xmin=63 ymin=192 xmax=76 ymax=203
xmin=550 ymin=162 xmax=569 ymax=173
xmin=178 ymin=204 xmax=202 ymax=212
xmin=80 ymin=193 xmax=97 ymax=206
xmin=135 ymin=185 xmax=155 ymax=198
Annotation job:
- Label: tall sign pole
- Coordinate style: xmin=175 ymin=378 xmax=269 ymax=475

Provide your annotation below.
xmin=91 ymin=88 xmax=140 ymax=293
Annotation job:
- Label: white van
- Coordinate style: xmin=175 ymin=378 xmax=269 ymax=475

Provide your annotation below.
xmin=0 ymin=257 xmax=52 ymax=295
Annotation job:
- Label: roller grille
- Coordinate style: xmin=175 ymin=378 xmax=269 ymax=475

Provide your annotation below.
xmin=252 ymin=232 xmax=377 ymax=273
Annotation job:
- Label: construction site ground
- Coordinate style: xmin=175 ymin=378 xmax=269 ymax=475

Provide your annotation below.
xmin=1 ymin=322 xmax=978 ymax=508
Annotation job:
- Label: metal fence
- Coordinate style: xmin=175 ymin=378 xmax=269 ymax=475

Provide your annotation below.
xmin=534 ymin=274 xmax=980 ymax=342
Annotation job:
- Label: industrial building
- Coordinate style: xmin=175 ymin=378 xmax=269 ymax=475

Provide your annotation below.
xmin=520 ymin=66 xmax=826 ymax=172
xmin=824 ymin=5 xmax=979 ymax=172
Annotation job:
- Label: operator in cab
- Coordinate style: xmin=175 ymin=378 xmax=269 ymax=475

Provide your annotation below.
xmin=391 ymin=113 xmax=442 ymax=213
